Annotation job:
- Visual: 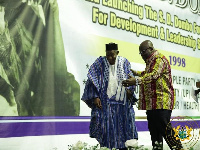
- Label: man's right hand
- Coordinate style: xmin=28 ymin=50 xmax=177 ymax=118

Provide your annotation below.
xmin=122 ymin=75 xmax=136 ymax=87
xmin=94 ymin=97 xmax=102 ymax=109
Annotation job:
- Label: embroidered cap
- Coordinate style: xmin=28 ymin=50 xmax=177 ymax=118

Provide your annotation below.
xmin=106 ymin=43 xmax=118 ymax=51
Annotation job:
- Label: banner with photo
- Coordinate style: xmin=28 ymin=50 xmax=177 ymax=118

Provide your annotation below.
xmin=0 ymin=0 xmax=80 ymax=117
xmin=0 ymin=0 xmax=200 ymax=118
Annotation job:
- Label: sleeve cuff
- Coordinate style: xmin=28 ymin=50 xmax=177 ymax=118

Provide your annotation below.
xmin=135 ymin=76 xmax=142 ymax=85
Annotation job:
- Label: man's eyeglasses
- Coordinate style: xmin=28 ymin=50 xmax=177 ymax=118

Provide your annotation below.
xmin=139 ymin=47 xmax=152 ymax=55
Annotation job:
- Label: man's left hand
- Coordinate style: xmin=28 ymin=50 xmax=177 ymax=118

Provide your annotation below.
xmin=122 ymin=75 xmax=136 ymax=87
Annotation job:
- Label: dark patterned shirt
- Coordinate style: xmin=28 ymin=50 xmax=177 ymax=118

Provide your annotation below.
xmin=137 ymin=51 xmax=175 ymax=110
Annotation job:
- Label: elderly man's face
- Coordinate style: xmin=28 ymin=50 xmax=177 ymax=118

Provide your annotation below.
xmin=106 ymin=50 xmax=119 ymax=65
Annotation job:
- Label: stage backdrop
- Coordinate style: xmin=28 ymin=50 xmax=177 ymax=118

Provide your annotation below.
xmin=0 ymin=0 xmax=200 ymax=141
xmin=57 ymin=0 xmax=200 ymax=117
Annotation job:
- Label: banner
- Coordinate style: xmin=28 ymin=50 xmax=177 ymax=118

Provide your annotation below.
xmin=0 ymin=0 xmax=80 ymax=116
xmin=0 ymin=0 xmax=200 ymax=118
xmin=57 ymin=0 xmax=200 ymax=117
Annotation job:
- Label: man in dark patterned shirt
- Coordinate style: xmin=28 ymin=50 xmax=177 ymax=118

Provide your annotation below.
xmin=122 ymin=40 xmax=183 ymax=150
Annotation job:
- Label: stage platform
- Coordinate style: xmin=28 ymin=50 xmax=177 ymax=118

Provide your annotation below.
xmin=0 ymin=117 xmax=199 ymax=150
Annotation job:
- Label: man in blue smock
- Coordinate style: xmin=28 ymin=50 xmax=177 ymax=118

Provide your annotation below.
xmin=82 ymin=43 xmax=138 ymax=150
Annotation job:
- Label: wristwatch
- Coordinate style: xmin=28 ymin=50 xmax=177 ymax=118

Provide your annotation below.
xmin=135 ymin=76 xmax=141 ymax=85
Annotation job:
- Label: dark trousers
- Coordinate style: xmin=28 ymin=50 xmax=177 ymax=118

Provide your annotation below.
xmin=146 ymin=109 xmax=182 ymax=150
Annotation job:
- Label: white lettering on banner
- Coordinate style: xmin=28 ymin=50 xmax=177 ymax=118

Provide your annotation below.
xmin=161 ymin=0 xmax=200 ymax=15
xmin=176 ymin=0 xmax=200 ymax=14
